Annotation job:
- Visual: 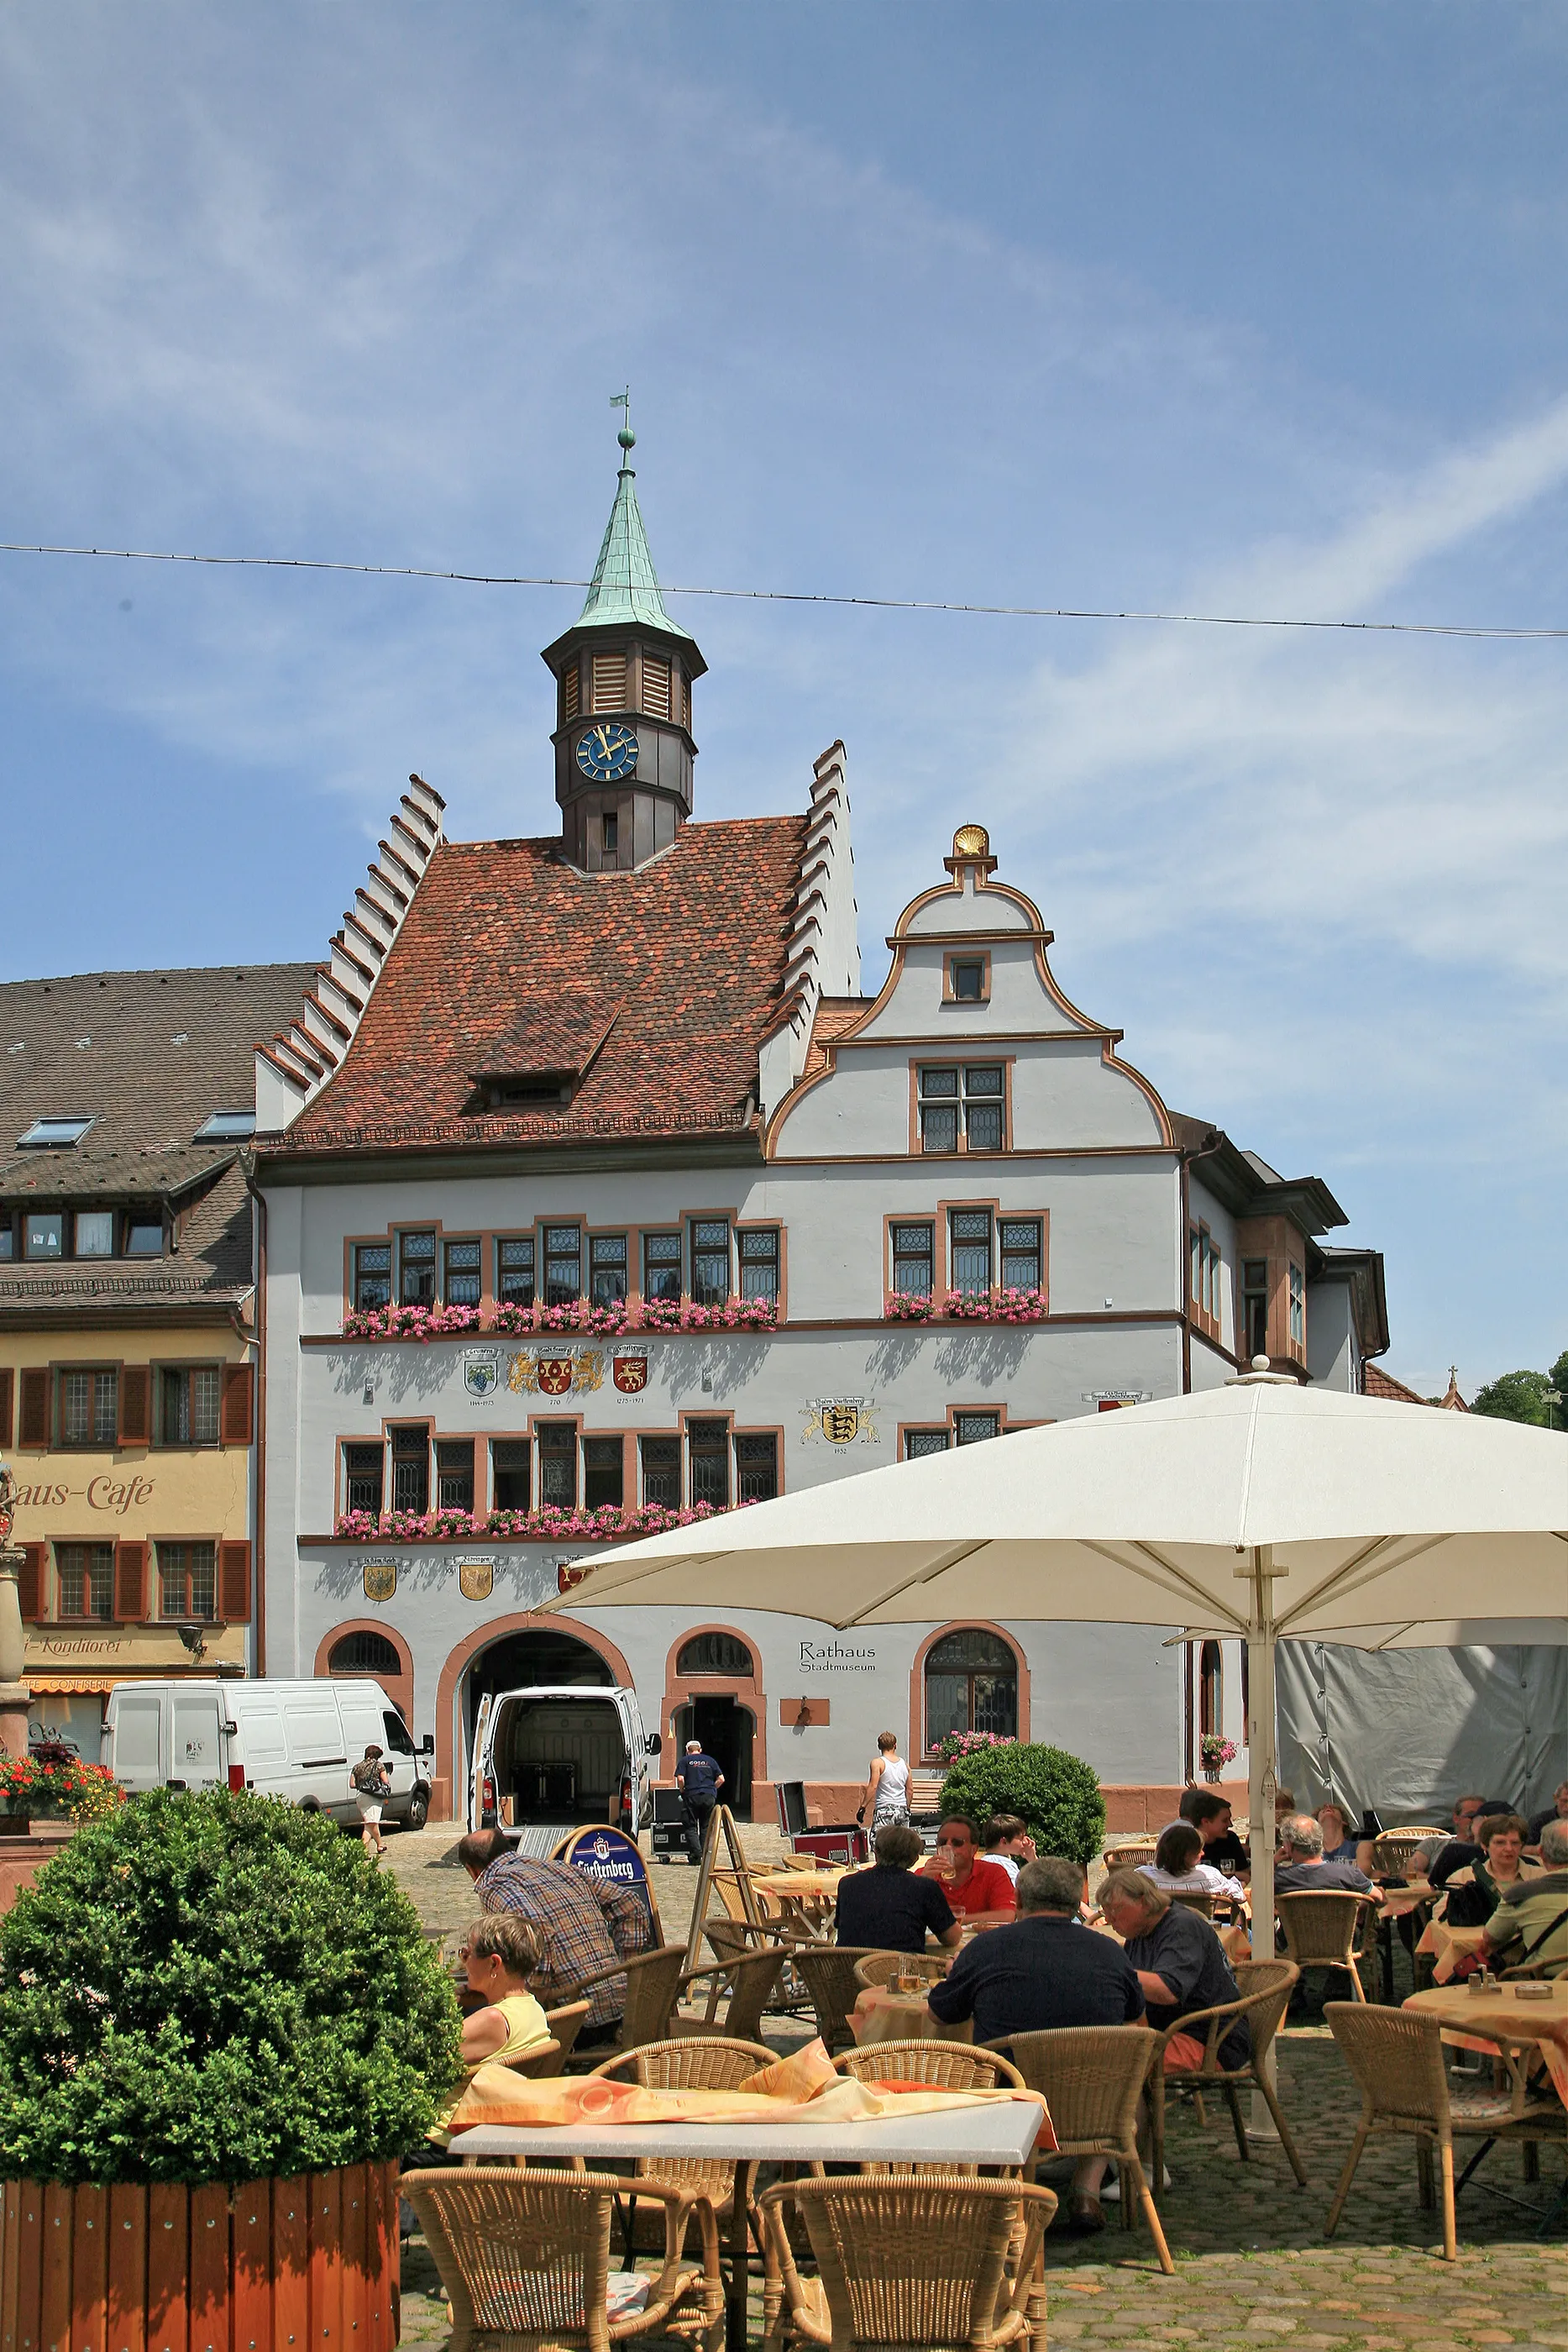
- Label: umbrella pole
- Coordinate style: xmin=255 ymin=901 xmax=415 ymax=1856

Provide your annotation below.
xmin=1245 ymin=1547 xmax=1281 ymax=2138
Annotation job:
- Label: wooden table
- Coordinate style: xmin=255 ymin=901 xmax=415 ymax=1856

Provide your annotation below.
xmin=850 ymin=1982 xmax=972 ymax=2046
xmin=751 ymin=1869 xmax=844 ymax=1935
xmin=453 ymin=2100 xmax=1044 ymax=2351
xmin=1404 ymin=1981 xmax=1568 ymax=2109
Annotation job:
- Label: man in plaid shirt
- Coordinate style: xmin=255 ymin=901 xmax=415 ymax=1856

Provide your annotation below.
xmin=459 ymin=1830 xmax=652 ymax=2041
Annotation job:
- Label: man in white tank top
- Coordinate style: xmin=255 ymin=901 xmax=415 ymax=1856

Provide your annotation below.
xmin=862 ymin=1731 xmax=910 ymax=1828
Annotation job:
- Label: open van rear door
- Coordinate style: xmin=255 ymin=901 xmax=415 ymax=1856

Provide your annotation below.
xmin=469 ymin=1692 xmax=495 ymax=1831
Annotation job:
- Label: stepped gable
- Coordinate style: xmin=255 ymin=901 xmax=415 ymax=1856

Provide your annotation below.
xmin=273 ymin=812 xmax=810 ymax=1154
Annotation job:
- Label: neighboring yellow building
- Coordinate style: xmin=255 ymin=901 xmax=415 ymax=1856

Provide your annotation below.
xmin=0 ymin=963 xmax=313 ymax=1757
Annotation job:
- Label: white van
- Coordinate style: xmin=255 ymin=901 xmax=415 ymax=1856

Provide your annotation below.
xmin=103 ymin=1679 xmax=433 ymax=1830
xmin=469 ymin=1685 xmax=658 ymax=1846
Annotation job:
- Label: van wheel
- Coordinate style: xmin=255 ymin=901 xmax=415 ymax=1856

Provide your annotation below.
xmin=406 ymin=1788 xmax=429 ymax=1833
xmin=300 ymin=1797 xmax=321 ymax=1813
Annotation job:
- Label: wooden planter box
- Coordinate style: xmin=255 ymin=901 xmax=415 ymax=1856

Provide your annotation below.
xmin=0 ymin=2160 xmax=399 ymax=2351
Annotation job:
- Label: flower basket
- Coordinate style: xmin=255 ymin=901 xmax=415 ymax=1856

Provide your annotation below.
xmin=0 ymin=1756 xmax=121 ymax=1826
xmin=0 ymin=2165 xmax=399 ymax=2349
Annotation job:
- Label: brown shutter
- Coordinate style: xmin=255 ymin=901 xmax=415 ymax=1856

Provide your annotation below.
xmin=218 ymin=1541 xmax=251 ymax=1623
xmin=118 ymin=1364 xmax=149 ymax=1446
xmin=18 ymin=1368 xmax=49 ymax=1450
xmin=0 ymin=1368 xmax=12 ymax=1447
xmin=220 ymin=1362 xmax=254 ymax=1446
xmin=18 ymin=1544 xmax=45 ymax=1623
xmin=115 ymin=1541 xmax=147 ymax=1624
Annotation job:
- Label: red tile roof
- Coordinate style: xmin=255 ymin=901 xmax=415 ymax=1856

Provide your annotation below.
xmin=802 ymin=995 xmax=873 ymax=1080
xmin=1364 ymin=1364 xmax=1430 ymax=1405
xmin=270 ymin=819 xmax=809 ymax=1154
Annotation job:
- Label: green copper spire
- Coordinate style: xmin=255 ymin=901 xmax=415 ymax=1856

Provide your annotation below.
xmin=574 ymin=395 xmax=695 ymax=642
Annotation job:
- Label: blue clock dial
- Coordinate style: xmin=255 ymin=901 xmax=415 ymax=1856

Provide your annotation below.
xmin=575 ymin=722 xmax=639 ymax=782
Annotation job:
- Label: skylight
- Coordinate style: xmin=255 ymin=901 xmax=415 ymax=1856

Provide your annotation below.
xmin=17 ymin=1116 xmax=94 ymax=1149
xmin=193 ymin=1110 xmax=256 ymax=1142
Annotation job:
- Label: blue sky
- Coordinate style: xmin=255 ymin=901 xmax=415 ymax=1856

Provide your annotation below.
xmin=3 ymin=4 xmax=1566 ymax=1394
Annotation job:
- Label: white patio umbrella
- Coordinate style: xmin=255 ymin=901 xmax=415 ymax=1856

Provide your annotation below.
xmin=547 ymin=1368 xmax=1568 ymax=1960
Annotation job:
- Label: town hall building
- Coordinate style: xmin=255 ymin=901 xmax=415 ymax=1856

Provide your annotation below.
xmin=251 ymin=441 xmax=1390 ymax=1826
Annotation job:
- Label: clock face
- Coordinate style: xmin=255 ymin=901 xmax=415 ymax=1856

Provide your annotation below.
xmin=575 ymin=722 xmax=639 ymax=783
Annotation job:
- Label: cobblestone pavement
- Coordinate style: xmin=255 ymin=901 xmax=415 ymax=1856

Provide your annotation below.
xmin=385 ymin=1832 xmax=1568 ymax=2344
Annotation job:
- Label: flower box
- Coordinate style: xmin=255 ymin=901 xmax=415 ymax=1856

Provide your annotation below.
xmin=884 ymin=1293 xmax=936 ymax=1322
xmin=0 ymin=1754 xmax=121 ymax=1825
xmin=334 ymin=1499 xmax=728 ymax=1544
xmin=0 ymin=2164 xmax=399 ymax=2352
xmin=941 ymin=1289 xmax=1049 ymax=1324
xmin=340 ymin=1294 xmax=779 ymax=1340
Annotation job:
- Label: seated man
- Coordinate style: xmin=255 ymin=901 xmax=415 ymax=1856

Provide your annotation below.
xmin=1099 ymin=1867 xmax=1248 ymax=2071
xmin=917 ymin=1813 xmax=1016 ymax=1928
xmin=458 ymin=1827 xmax=652 ymax=2047
xmin=928 ymin=1856 xmax=1145 ymax=2237
xmin=1411 ymin=1794 xmax=1487 ymax=1885
xmin=982 ymin=1814 xmax=1037 ymax=1885
xmin=1528 ymin=1783 xmax=1568 ymax=1849
xmin=1274 ymin=1813 xmax=1374 ymax=1894
xmin=1178 ymin=1788 xmax=1250 ymax=1877
xmin=835 ymin=1822 xmax=962 ymax=1954
xmin=1481 ymin=1817 xmax=1568 ymax=1974
xmin=428 ymin=1914 xmax=552 ymax=2149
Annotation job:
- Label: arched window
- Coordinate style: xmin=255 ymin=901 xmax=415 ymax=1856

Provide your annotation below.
xmin=924 ymin=1628 xmax=1017 ymax=1748
xmin=329 ymin=1630 xmax=402 ymax=1677
xmin=1199 ymin=1641 xmax=1224 ymax=1739
xmin=677 ymin=1632 xmax=756 ymax=1678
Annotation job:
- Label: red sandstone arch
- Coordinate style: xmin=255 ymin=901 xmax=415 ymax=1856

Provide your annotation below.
xmin=431 ymin=1611 xmax=637 ymax=1824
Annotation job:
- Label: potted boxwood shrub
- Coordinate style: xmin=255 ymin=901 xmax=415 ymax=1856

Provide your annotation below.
xmin=0 ymin=1788 xmax=460 ymax=2344
xmin=937 ymin=1738 xmax=1107 ymax=1866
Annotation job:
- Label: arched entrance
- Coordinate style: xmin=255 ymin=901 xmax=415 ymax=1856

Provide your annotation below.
xmin=433 ymin=1611 xmax=636 ymax=1824
xmin=662 ymin=1627 xmax=764 ymax=1820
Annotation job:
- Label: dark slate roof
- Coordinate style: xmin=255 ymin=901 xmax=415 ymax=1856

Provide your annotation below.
xmin=0 ymin=964 xmax=315 ymax=1203
xmin=0 ymin=964 xmax=313 ymax=1319
xmin=265 ymin=819 xmax=809 ymax=1158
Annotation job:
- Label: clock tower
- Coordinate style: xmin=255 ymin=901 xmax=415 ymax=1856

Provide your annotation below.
xmin=542 ymin=423 xmax=706 ymax=872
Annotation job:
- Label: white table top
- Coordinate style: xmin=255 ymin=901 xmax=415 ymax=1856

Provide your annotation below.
xmin=451 ymin=2102 xmax=1041 ymax=2169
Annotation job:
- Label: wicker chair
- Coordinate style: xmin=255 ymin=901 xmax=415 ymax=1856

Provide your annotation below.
xmin=566 ymin=1947 xmax=688 ymax=2066
xmin=835 ymin=2039 xmax=1024 ymax=2092
xmin=982 ymin=2025 xmax=1172 ymax=2274
xmin=1324 ymin=2002 xmax=1568 ymax=2260
xmin=794 ymin=1946 xmax=886 ymax=2054
xmin=1104 ymin=1840 xmax=1157 ymax=1872
xmin=1371 ymin=1830 xmax=1440 ymax=1878
xmin=1276 ymin=1892 xmax=1371 ymax=2002
xmin=589 ymin=2038 xmax=780 ymax=2301
xmin=536 ymin=2001 xmax=591 ymax=2076
xmin=704 ymin=1915 xmax=779 ymax=1965
xmin=674 ymin=1948 xmax=785 ymax=2043
xmin=758 ymin=2174 xmax=1057 ymax=2349
xmin=1167 ymin=1888 xmax=1216 ymax=1920
xmin=1147 ymin=1958 xmax=1307 ymax=2199
xmin=401 ymin=2163 xmax=724 ymax=2351
xmin=852 ymin=1951 xmax=950 ymax=1994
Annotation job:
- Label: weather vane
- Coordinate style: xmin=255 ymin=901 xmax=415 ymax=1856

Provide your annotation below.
xmin=611 ymin=387 xmax=635 ymax=465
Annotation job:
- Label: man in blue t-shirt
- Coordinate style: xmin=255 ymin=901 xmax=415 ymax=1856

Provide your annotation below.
xmin=675 ymin=1740 xmax=725 ymax=1863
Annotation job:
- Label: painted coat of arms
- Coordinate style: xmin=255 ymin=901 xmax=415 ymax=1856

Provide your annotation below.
xmin=462 ymin=1350 xmax=501 ymax=1399
xmin=362 ymin=1559 xmax=397 ymax=1602
xmin=508 ymin=1351 xmax=605 ymax=1395
xmin=457 ymin=1558 xmax=496 ymax=1601
xmin=802 ymin=1399 xmax=879 ymax=1446
xmin=612 ymin=1354 xmax=648 ymax=1394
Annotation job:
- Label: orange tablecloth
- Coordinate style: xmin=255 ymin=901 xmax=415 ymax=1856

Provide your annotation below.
xmin=753 ymin=1870 xmax=845 ymax=1901
xmin=1413 ymin=1919 xmax=1487 ymax=1985
xmin=1404 ymin=1981 xmax=1568 ymax=2106
xmin=850 ymin=1985 xmax=972 ymax=2047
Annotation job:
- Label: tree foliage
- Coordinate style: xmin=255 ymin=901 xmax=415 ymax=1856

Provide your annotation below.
xmin=937 ymin=1741 xmax=1106 ymax=1865
xmin=0 ymin=1789 xmax=461 ymax=2185
xmin=1471 ymin=1368 xmax=1560 ymax=1427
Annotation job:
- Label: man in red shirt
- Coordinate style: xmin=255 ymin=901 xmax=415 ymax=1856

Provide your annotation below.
xmin=920 ymin=1814 xmax=1016 ymax=1928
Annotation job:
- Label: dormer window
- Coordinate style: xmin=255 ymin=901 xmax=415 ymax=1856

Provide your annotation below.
xmin=946 ymin=955 xmax=989 ymax=1004
xmin=483 ymin=1075 xmax=570 ymax=1110
xmin=18 ymin=1116 xmax=93 ymax=1148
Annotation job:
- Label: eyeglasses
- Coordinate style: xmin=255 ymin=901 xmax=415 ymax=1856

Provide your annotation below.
xmin=936 ymin=1836 xmax=970 ymax=1849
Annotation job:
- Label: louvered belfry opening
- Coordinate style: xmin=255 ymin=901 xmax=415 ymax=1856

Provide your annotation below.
xmin=541 ymin=456 xmax=708 ymax=873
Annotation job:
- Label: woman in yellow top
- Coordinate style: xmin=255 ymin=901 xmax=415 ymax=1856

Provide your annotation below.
xmin=429 ymin=1913 xmax=552 ymax=2148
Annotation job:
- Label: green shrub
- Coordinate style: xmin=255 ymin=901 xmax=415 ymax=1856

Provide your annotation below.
xmin=938 ymin=1742 xmax=1106 ymax=1866
xmin=0 ymin=1788 xmax=461 ymax=2184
